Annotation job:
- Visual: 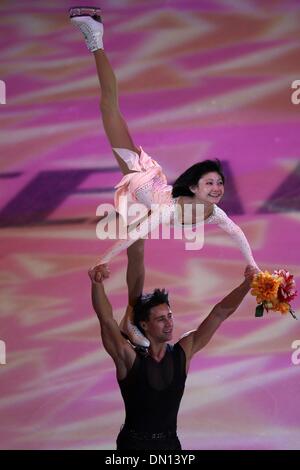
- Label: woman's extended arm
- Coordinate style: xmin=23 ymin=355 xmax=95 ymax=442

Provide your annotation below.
xmin=206 ymin=206 xmax=260 ymax=270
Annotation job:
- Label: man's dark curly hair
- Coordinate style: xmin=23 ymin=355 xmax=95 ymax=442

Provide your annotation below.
xmin=133 ymin=288 xmax=170 ymax=333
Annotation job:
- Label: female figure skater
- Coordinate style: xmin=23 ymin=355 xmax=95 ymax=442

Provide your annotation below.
xmin=69 ymin=7 xmax=260 ymax=347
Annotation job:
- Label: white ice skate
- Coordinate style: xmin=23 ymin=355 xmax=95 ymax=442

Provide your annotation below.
xmin=69 ymin=6 xmax=104 ymax=52
xmin=119 ymin=316 xmax=150 ymax=348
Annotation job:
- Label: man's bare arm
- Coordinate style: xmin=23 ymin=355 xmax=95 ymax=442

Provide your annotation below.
xmin=179 ymin=266 xmax=258 ymax=363
xmin=89 ymin=266 xmax=135 ymax=367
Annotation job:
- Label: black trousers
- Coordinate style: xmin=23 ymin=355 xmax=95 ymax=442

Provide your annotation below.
xmin=116 ymin=427 xmax=182 ymax=450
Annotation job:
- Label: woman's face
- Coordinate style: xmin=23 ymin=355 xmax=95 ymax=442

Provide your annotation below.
xmin=191 ymin=171 xmax=224 ymax=204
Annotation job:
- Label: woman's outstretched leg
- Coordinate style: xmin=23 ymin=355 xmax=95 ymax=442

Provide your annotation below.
xmin=69 ymin=7 xmax=139 ymax=174
xmin=94 ymin=49 xmax=141 ymax=173
xmin=119 ymin=239 xmax=150 ymax=348
xmin=70 ymin=8 xmax=149 ymax=347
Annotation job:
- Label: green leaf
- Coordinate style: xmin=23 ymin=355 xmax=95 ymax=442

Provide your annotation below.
xmin=255 ymin=304 xmax=264 ymax=317
xmin=289 ymin=309 xmax=297 ymax=320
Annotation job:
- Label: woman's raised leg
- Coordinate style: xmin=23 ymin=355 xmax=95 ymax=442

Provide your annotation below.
xmin=70 ymin=7 xmax=140 ymax=174
xmin=70 ymin=8 xmax=150 ymax=347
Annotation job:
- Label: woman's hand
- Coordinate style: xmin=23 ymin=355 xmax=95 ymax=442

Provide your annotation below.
xmin=88 ymin=264 xmax=110 ymax=283
xmin=244 ymin=265 xmax=260 ymax=284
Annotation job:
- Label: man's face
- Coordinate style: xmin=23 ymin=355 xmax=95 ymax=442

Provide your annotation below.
xmin=142 ymin=303 xmax=174 ymax=343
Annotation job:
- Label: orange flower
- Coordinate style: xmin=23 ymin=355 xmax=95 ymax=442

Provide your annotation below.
xmin=251 ymin=271 xmax=281 ymax=304
xmin=272 ymin=299 xmax=290 ymax=314
xmin=251 ymin=268 xmax=297 ymax=319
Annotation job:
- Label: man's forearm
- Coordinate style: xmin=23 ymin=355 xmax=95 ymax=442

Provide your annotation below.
xmin=215 ymin=279 xmax=251 ymax=320
xmin=91 ymin=282 xmax=113 ymax=323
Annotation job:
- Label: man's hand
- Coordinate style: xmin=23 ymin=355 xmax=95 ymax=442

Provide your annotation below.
xmin=88 ymin=264 xmax=110 ymax=283
xmin=244 ymin=265 xmax=260 ymax=284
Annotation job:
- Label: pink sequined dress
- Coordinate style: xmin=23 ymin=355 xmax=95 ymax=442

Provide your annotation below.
xmin=100 ymin=147 xmax=259 ymax=269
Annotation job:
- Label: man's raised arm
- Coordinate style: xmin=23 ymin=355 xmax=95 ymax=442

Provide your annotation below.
xmin=89 ymin=266 xmax=134 ymax=367
xmin=179 ymin=266 xmax=258 ymax=364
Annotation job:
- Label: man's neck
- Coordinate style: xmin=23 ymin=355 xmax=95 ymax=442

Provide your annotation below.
xmin=148 ymin=342 xmax=168 ymax=362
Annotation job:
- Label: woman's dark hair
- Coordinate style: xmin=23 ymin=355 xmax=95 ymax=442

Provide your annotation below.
xmin=172 ymin=159 xmax=225 ymax=198
xmin=133 ymin=288 xmax=170 ymax=332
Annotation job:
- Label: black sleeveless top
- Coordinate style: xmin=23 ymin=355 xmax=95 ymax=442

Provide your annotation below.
xmin=118 ymin=342 xmax=187 ymax=433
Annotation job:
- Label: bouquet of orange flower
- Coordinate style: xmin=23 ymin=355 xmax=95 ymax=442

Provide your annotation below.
xmin=251 ymin=269 xmax=297 ymax=319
